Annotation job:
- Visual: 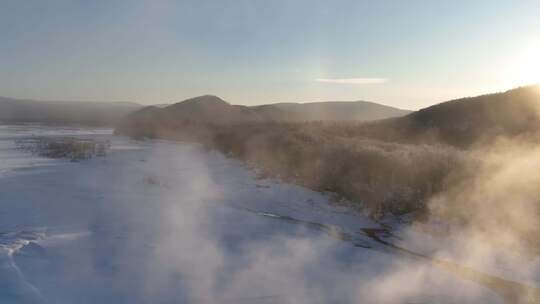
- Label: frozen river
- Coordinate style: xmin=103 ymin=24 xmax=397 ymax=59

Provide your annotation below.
xmin=0 ymin=125 xmax=535 ymax=303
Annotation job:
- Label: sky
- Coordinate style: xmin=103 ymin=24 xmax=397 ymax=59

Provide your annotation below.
xmin=1 ymin=0 xmax=539 ymax=110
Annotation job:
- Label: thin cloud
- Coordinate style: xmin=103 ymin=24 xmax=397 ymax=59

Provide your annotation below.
xmin=315 ymin=78 xmax=388 ymax=84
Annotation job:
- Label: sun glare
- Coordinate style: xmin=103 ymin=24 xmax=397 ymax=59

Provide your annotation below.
xmin=510 ymin=43 xmax=540 ymax=88
xmin=523 ymin=57 xmax=540 ymax=86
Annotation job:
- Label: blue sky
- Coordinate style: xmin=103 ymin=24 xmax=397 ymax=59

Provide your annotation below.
xmin=1 ymin=0 xmax=539 ymax=109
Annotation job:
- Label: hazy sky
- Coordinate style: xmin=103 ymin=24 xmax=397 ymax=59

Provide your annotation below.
xmin=1 ymin=0 xmax=539 ymax=109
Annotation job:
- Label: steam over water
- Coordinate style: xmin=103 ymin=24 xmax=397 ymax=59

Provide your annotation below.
xmin=0 ymin=125 xmax=537 ymax=303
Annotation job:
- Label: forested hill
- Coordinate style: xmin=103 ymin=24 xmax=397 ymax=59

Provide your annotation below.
xmin=353 ymin=86 xmax=540 ymax=147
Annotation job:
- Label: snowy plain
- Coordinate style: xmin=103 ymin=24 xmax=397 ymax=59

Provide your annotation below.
xmin=0 ymin=125 xmax=537 ymax=303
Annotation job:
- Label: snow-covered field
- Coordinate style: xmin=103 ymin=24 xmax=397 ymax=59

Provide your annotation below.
xmin=0 ymin=125 xmax=537 ymax=303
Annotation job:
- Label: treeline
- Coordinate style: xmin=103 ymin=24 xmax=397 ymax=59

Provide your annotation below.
xmin=116 ymin=120 xmax=470 ymax=218
xmin=213 ymin=123 xmax=470 ymax=217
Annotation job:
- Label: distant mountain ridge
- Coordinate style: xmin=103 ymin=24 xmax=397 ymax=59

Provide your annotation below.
xmin=267 ymin=100 xmax=411 ymax=121
xmin=0 ymin=96 xmax=143 ymax=126
xmin=163 ymin=95 xmax=264 ymax=123
xmin=117 ymin=95 xmax=411 ymax=132
xmin=0 ymin=94 xmax=410 ymax=128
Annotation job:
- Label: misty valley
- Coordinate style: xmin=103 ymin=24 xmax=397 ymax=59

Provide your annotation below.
xmin=2 ymin=1 xmax=540 ymax=302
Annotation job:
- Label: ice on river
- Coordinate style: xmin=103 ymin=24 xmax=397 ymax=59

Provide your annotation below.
xmin=0 ymin=125 xmax=533 ymax=303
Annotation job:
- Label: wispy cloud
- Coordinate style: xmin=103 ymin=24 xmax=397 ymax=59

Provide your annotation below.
xmin=315 ymin=78 xmax=388 ymax=84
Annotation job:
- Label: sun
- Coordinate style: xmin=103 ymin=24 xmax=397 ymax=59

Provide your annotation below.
xmin=511 ymin=43 xmax=540 ymax=88
xmin=521 ymin=56 xmax=540 ymax=86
